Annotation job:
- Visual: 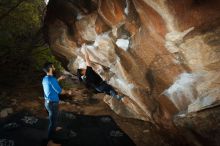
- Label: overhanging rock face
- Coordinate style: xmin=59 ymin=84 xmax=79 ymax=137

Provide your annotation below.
xmin=44 ymin=0 xmax=220 ymax=126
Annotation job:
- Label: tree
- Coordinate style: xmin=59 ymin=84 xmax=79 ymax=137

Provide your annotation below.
xmin=0 ymin=0 xmax=61 ymax=88
xmin=0 ymin=0 xmax=26 ymax=21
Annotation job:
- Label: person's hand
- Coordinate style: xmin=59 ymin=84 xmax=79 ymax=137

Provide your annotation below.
xmin=58 ymin=75 xmax=66 ymax=81
xmin=81 ymin=44 xmax=91 ymax=66
xmin=67 ymin=90 xmax=72 ymax=95
xmin=121 ymin=96 xmax=129 ymax=104
xmin=62 ymin=89 xmax=72 ymax=95
xmin=81 ymin=44 xmax=87 ymax=55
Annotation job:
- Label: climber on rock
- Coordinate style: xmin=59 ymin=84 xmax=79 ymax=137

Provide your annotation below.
xmin=42 ymin=62 xmax=71 ymax=139
xmin=77 ymin=48 xmax=129 ymax=104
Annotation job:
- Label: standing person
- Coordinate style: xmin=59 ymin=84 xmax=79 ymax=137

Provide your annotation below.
xmin=77 ymin=49 xmax=129 ymax=103
xmin=42 ymin=62 xmax=70 ymax=139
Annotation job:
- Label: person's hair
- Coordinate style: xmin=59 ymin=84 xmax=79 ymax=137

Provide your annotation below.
xmin=77 ymin=69 xmax=83 ymax=82
xmin=43 ymin=62 xmax=53 ymax=73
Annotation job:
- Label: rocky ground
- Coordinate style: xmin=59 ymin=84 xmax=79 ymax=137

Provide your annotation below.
xmin=0 ymin=74 xmax=219 ymax=146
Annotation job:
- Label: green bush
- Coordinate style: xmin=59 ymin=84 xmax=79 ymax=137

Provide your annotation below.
xmin=31 ymin=46 xmax=63 ymax=72
xmin=0 ymin=0 xmax=63 ymax=86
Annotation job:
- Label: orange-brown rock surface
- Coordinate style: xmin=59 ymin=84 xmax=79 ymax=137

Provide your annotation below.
xmin=44 ymin=0 xmax=220 ymax=127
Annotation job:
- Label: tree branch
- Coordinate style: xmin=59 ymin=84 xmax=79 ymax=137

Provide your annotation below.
xmin=0 ymin=0 xmax=25 ymax=21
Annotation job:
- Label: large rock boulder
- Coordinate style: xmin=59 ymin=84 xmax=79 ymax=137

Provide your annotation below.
xmin=44 ymin=0 xmax=220 ymax=127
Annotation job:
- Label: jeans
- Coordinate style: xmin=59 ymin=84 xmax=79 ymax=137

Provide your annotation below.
xmin=45 ymin=101 xmax=59 ymax=138
xmin=95 ymin=81 xmax=123 ymax=100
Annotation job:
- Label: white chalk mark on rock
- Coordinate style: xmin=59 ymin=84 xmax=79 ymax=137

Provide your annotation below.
xmin=116 ymin=38 xmax=130 ymax=51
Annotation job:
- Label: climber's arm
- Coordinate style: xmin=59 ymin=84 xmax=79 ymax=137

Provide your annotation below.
xmin=84 ymin=49 xmax=92 ymax=67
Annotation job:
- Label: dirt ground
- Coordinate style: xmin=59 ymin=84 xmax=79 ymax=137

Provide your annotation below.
xmin=0 ymin=76 xmax=189 ymax=146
